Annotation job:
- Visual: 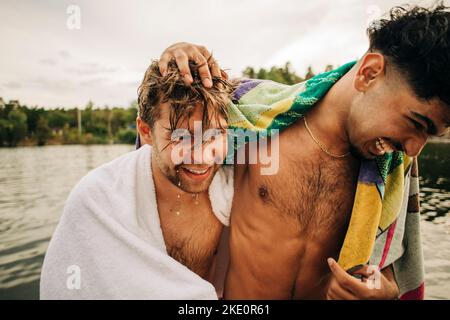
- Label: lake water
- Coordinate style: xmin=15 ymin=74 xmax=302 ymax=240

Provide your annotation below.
xmin=0 ymin=143 xmax=449 ymax=299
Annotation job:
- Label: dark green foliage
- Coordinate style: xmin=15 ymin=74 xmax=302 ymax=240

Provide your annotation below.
xmin=0 ymin=100 xmax=137 ymax=147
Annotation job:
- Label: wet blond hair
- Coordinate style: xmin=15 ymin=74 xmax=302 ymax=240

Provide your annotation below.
xmin=137 ymin=59 xmax=233 ymax=131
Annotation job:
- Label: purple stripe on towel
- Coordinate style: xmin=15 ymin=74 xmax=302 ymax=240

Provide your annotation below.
xmin=359 ymin=160 xmax=384 ymax=185
xmin=232 ymin=79 xmax=263 ymax=102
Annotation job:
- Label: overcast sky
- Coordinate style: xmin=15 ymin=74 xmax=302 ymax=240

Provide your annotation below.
xmin=0 ymin=0 xmax=445 ymax=109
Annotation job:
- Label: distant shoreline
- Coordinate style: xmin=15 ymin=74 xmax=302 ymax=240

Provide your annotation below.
xmin=0 ymin=142 xmax=134 ymax=148
xmin=428 ymin=137 xmax=450 ymax=143
xmin=1 ymin=138 xmax=449 ymax=148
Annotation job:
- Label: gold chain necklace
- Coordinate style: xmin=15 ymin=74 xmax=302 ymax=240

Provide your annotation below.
xmin=303 ymin=116 xmax=350 ymax=159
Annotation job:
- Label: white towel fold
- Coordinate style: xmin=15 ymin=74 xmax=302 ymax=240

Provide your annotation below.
xmin=40 ymin=144 xmax=233 ymax=300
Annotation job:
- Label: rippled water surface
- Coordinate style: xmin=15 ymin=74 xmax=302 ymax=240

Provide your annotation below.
xmin=0 ymin=143 xmax=448 ymax=299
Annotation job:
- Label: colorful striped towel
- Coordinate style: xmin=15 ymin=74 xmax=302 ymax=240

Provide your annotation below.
xmin=227 ymin=61 xmax=424 ymax=299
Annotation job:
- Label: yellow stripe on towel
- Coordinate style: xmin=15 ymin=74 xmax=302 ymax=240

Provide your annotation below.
xmin=255 ymin=98 xmax=294 ymax=130
xmin=338 ymin=183 xmax=383 ymax=271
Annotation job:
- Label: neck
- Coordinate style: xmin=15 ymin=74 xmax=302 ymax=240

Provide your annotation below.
xmin=304 ymin=66 xmax=357 ymax=157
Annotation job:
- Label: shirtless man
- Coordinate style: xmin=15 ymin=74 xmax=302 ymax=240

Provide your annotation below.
xmin=158 ymin=4 xmax=450 ymax=299
xmin=41 ymin=59 xmax=234 ymax=299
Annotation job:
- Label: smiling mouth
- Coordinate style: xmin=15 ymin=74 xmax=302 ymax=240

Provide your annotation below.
xmin=183 ymin=167 xmax=209 ymax=174
xmin=180 ymin=166 xmax=213 ymax=181
xmin=373 ymin=137 xmax=398 ymax=156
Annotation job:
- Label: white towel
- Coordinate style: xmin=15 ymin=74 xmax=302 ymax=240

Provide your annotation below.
xmin=40 ymin=144 xmax=233 ymax=300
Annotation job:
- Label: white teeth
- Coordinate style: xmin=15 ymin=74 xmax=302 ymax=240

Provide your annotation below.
xmin=184 ymin=168 xmax=208 ymax=174
xmin=379 ymin=138 xmax=394 ymax=153
xmin=375 ymin=138 xmax=393 ymax=155
xmin=375 ymin=139 xmax=385 ymax=154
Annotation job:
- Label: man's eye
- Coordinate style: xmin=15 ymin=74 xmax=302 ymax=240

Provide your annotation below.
xmin=203 ymin=130 xmax=224 ymax=142
xmin=410 ymin=118 xmax=424 ymax=130
xmin=171 ymin=134 xmax=191 ymax=143
xmin=203 ymin=135 xmax=215 ymax=143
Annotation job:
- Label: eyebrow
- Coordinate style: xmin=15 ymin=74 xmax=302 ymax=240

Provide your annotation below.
xmin=410 ymin=111 xmax=438 ymax=135
xmin=163 ymin=126 xmax=226 ymax=135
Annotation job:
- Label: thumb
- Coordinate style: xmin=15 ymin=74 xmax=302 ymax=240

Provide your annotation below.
xmin=327 ymin=258 xmax=344 ymax=275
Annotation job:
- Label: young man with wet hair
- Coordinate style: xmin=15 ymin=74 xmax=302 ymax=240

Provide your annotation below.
xmin=41 ymin=60 xmax=235 ymax=299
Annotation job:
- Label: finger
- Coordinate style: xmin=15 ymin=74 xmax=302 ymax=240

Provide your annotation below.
xmin=328 ymin=259 xmax=381 ymax=299
xmin=159 ymin=54 xmax=170 ymax=77
xmin=193 ymin=53 xmax=212 ymax=88
xmin=158 ymin=58 xmax=169 ymax=77
xmin=197 ymin=46 xmax=217 ymax=86
xmin=327 ymin=258 xmax=362 ymax=289
xmin=329 ymin=287 xmax=359 ymax=300
xmin=351 ymin=265 xmax=377 ymax=279
xmin=174 ymin=52 xmax=193 ymax=85
xmin=327 ymin=282 xmax=359 ymax=300
xmin=198 ymin=45 xmax=213 ymax=62
xmin=209 ymin=57 xmax=222 ymax=79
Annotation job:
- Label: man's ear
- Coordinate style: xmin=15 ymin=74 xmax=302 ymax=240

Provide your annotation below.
xmin=354 ymin=52 xmax=386 ymax=93
xmin=136 ymin=117 xmax=153 ymax=146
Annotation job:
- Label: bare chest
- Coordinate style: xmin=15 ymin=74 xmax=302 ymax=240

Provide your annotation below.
xmin=255 ymin=154 xmax=358 ymax=233
xmin=158 ymin=200 xmax=223 ymax=279
xmin=233 ymin=122 xmax=361 ymax=239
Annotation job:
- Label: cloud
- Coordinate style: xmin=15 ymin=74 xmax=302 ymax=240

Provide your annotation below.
xmin=117 ymin=80 xmax=140 ymax=88
xmin=65 ymin=63 xmax=121 ymax=76
xmin=79 ymin=77 xmax=109 ymax=87
xmin=40 ymin=58 xmax=57 ymax=66
xmin=59 ymin=50 xmax=70 ymax=59
xmin=4 ymin=81 xmax=22 ymax=89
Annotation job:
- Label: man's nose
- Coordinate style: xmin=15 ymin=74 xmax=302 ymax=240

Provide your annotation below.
xmin=201 ymin=144 xmax=216 ymax=165
xmin=403 ymin=135 xmax=428 ymax=157
xmin=188 ymin=143 xmax=216 ymax=165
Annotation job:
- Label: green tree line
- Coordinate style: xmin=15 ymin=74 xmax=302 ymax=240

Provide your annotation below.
xmin=0 ymin=100 xmax=138 ymax=147
xmin=242 ymin=62 xmax=333 ymax=84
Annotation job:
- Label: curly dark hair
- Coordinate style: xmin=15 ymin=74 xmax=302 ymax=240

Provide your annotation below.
xmin=367 ymin=2 xmax=450 ymax=106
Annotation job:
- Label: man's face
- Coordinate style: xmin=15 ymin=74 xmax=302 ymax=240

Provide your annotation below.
xmin=347 ymin=71 xmax=450 ymax=160
xmin=151 ymin=101 xmax=228 ymax=194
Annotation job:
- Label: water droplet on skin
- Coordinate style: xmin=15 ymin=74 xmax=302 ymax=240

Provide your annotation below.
xmin=176 ymin=211 xmax=180 ymax=216
xmin=177 ymin=194 xmax=181 ymax=199
xmin=177 ymin=181 xmax=181 ymax=187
